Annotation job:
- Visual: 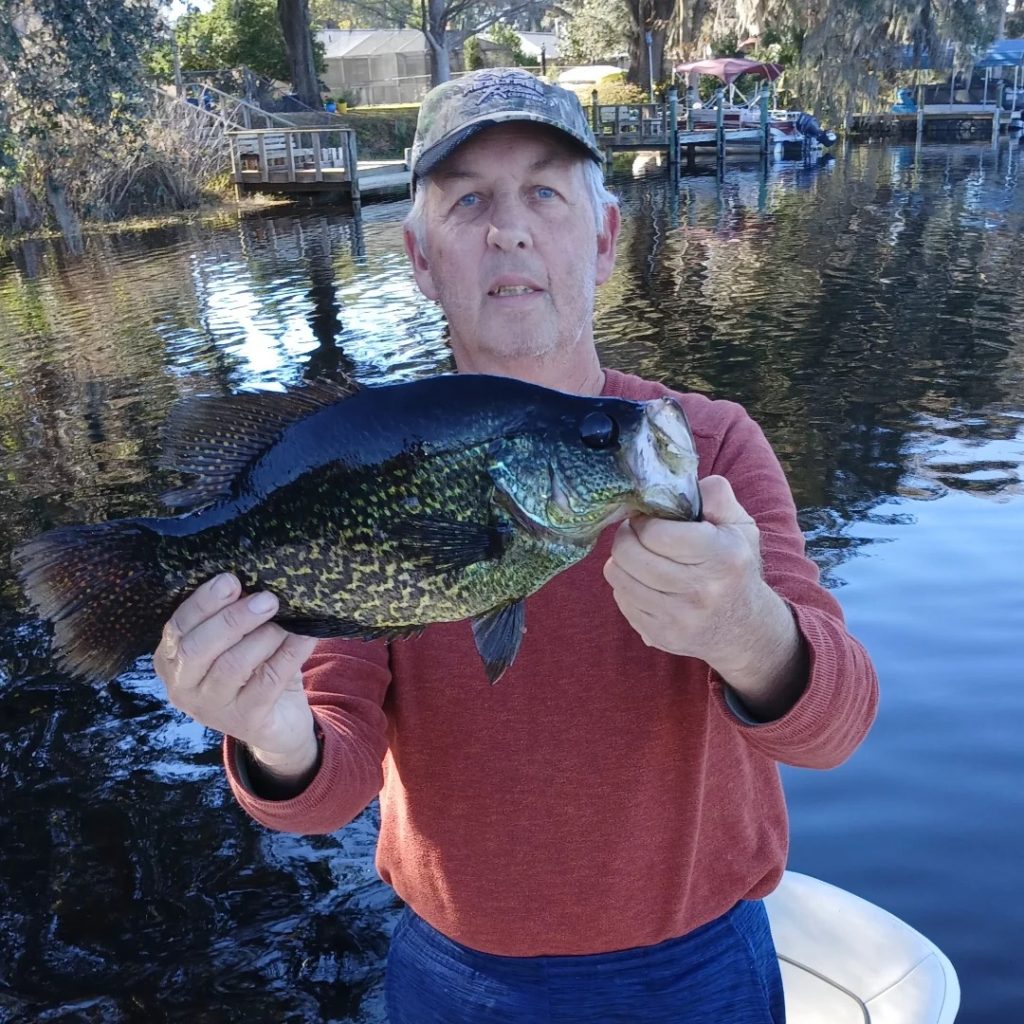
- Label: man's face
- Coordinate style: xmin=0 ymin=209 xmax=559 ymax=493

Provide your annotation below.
xmin=405 ymin=123 xmax=618 ymax=368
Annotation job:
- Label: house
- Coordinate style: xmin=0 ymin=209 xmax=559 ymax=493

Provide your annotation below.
xmin=318 ymin=29 xmax=433 ymax=105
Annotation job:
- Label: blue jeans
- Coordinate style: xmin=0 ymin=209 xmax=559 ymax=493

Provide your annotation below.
xmin=385 ymin=899 xmax=786 ymax=1023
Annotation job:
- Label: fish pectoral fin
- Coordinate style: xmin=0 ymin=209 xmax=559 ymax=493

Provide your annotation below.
xmin=389 ymin=516 xmax=511 ymax=574
xmin=471 ymin=600 xmax=525 ymax=684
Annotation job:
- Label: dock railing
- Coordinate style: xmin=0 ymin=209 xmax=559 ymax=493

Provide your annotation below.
xmin=228 ymin=127 xmax=360 ymax=196
xmin=592 ymin=101 xmax=670 ymax=145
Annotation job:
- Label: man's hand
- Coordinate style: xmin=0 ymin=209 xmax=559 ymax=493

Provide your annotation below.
xmin=603 ymin=476 xmax=807 ymax=720
xmin=153 ymin=574 xmax=320 ymax=784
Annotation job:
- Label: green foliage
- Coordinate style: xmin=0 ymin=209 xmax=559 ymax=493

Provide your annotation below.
xmin=0 ymin=0 xmax=161 ymax=239
xmin=560 ymin=0 xmax=629 ymax=65
xmin=310 ymin=0 xmax=417 ymax=29
xmin=488 ymin=22 xmax=536 ymax=66
xmin=333 ymin=105 xmax=418 ymax=158
xmin=174 ymin=0 xmax=325 ymax=82
xmin=0 ymin=0 xmax=158 ymax=148
xmin=708 ymin=32 xmax=739 ymax=57
xmin=566 ymin=73 xmax=646 ymax=106
xmin=464 ymin=34 xmax=484 ymax=71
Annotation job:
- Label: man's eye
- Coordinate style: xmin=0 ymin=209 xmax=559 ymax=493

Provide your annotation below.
xmin=456 ymin=193 xmax=479 ymax=208
xmin=535 ymin=186 xmax=556 ymax=200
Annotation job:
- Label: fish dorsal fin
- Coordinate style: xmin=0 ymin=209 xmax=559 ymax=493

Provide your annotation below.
xmin=158 ymin=377 xmax=358 ymax=510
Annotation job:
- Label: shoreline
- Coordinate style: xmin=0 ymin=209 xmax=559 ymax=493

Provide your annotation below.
xmin=0 ymin=193 xmax=293 ymax=250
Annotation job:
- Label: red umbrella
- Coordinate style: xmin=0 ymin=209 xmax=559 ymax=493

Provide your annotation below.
xmin=674 ymin=57 xmax=783 ymax=85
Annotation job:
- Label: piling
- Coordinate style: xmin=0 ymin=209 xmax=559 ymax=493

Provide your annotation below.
xmin=715 ymin=88 xmax=725 ymax=174
xmin=668 ymin=87 xmax=680 ymax=179
xmin=759 ymin=91 xmax=770 ymax=158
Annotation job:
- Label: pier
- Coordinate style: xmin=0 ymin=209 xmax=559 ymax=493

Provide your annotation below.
xmin=848 ymin=105 xmax=1018 ymax=140
xmin=228 ymin=127 xmax=363 ymax=207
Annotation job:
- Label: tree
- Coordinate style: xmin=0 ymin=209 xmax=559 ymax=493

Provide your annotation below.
xmin=624 ymin=0 xmax=675 ymax=95
xmin=311 ymin=0 xmax=414 ymax=28
xmin=560 ymin=0 xmax=630 ymax=65
xmin=173 ymin=0 xmax=325 ymax=99
xmin=325 ymin=0 xmax=539 ymax=84
xmin=278 ymin=0 xmax=322 ymax=106
xmin=0 ymin=0 xmax=161 ymax=245
xmin=661 ymin=0 xmax=1005 ymax=118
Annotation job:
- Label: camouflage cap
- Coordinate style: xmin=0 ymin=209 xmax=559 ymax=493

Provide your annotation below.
xmin=410 ymin=68 xmax=604 ymax=189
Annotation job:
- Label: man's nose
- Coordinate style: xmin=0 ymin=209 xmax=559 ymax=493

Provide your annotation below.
xmin=486 ymin=194 xmax=531 ymax=251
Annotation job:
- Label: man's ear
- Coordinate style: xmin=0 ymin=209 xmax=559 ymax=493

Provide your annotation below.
xmin=404 ymin=226 xmax=441 ymax=301
xmin=595 ymin=203 xmax=620 ymax=286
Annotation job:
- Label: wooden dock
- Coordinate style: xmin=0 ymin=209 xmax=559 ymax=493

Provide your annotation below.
xmin=225 ymin=92 xmax=818 ymax=206
xmin=228 ymin=127 xmax=363 ymax=207
xmin=848 ymin=105 xmax=1019 ymax=140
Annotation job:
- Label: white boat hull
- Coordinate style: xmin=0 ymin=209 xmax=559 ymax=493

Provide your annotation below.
xmin=765 ymin=872 xmax=960 ymax=1024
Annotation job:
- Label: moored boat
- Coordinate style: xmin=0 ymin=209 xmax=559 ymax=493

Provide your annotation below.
xmin=675 ymin=57 xmax=838 ymax=152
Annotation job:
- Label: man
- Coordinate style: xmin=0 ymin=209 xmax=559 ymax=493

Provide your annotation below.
xmin=155 ymin=69 xmax=878 ymax=1023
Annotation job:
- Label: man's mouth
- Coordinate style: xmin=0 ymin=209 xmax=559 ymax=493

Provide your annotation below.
xmin=488 ymin=285 xmax=540 ymax=297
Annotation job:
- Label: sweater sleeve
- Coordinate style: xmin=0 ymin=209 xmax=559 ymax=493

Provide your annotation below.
xmin=223 ymin=637 xmax=392 ymax=834
xmin=701 ymin=401 xmax=879 ymax=769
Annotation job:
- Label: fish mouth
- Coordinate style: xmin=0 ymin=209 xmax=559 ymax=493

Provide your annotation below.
xmin=622 ymin=398 xmax=702 ymax=521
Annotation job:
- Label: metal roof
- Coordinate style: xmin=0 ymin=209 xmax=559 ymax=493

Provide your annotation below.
xmin=318 ymin=29 xmax=426 ymax=59
xmin=975 ymin=38 xmax=1024 ymax=67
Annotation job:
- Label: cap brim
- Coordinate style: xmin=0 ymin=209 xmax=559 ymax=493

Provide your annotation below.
xmin=413 ymin=110 xmax=604 ymax=184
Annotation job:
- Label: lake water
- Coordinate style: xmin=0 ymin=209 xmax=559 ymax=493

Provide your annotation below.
xmin=1 ymin=139 xmax=1022 ymax=1023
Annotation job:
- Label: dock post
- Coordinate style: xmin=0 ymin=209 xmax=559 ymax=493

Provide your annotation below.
xmin=591 ymin=90 xmax=599 ymax=136
xmin=285 ymin=130 xmax=296 ymax=181
xmin=715 ymin=88 xmax=725 ymax=175
xmin=257 ymin=133 xmax=269 ymax=183
xmin=347 ymin=129 xmax=361 ymax=213
xmin=992 ymin=105 xmax=1000 ymax=144
xmin=916 ymin=85 xmax=924 ymax=146
xmin=667 ymin=86 xmax=679 ymax=180
xmin=759 ymin=90 xmax=769 ymax=158
xmin=228 ymin=134 xmax=241 ymax=201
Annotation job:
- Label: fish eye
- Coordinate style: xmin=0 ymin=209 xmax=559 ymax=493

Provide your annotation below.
xmin=580 ymin=412 xmax=620 ymax=450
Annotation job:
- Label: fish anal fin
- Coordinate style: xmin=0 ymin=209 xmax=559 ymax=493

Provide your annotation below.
xmin=471 ymin=600 xmax=525 ymax=684
xmin=158 ymin=377 xmax=359 ymax=510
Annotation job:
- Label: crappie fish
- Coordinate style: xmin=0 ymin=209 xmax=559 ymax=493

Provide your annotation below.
xmin=13 ymin=374 xmax=701 ymax=684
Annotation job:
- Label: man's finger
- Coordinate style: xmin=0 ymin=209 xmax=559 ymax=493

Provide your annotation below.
xmin=607 ymin=523 xmax=696 ymax=592
xmin=162 ymin=574 xmax=242 ymax=651
xmin=627 ymin=516 xmax=717 ymax=566
xmin=604 ymin=557 xmax=670 ymax=616
xmin=172 ymin=590 xmax=281 ymax=691
xmin=696 ymin=476 xmax=754 ymax=527
xmin=199 ymin=620 xmax=299 ymax=703
xmin=234 ymin=633 xmax=318 ymax=720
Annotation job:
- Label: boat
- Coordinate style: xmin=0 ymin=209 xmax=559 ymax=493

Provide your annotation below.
xmin=674 ymin=57 xmax=838 ymax=151
xmin=765 ymin=872 xmax=960 ymax=1023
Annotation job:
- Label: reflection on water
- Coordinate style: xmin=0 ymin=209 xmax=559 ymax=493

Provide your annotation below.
xmin=1 ymin=141 xmax=1022 ymax=1023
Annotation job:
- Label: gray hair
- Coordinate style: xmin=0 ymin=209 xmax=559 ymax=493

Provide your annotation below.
xmin=405 ymin=158 xmax=618 ymax=256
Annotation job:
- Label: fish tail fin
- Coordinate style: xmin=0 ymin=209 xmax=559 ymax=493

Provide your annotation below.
xmin=13 ymin=520 xmax=177 ymax=682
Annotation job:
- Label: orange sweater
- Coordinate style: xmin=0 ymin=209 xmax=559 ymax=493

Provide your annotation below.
xmin=225 ymin=369 xmax=878 ymax=957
